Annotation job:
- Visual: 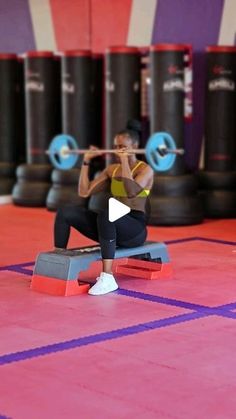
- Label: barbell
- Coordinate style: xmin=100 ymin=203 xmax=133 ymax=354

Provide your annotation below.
xmin=46 ymin=132 xmax=184 ymax=172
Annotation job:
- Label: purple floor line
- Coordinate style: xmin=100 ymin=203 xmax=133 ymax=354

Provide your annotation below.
xmin=117 ymin=288 xmax=211 ymax=311
xmin=216 ymin=311 xmax=236 ymax=320
xmin=165 ymin=237 xmax=198 ymax=245
xmin=218 ymin=302 xmax=236 ymax=310
xmin=3 ymin=267 xmax=236 ymax=316
xmin=117 ymin=288 xmax=234 ymax=314
xmin=0 ymin=261 xmax=34 ymax=271
xmin=0 ymin=231 xmax=235 ymax=366
xmin=194 ymin=237 xmax=236 ymax=246
xmin=5 ymin=267 xmax=33 ymax=276
xmin=165 ymin=236 xmax=236 ymax=246
xmin=0 ymin=235 xmax=235 ymax=272
xmin=0 ymin=311 xmax=204 ymax=366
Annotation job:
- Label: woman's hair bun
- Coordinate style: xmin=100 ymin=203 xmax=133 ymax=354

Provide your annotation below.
xmin=126 ymin=119 xmax=142 ymax=134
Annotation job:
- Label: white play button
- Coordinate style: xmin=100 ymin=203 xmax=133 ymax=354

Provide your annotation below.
xmin=108 ymin=198 xmax=131 ymax=222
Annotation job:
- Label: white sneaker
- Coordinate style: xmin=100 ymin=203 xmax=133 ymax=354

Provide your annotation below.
xmin=88 ymin=272 xmax=118 ymax=296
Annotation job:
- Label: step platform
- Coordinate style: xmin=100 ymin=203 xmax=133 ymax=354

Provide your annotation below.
xmin=31 ymin=241 xmax=171 ymax=296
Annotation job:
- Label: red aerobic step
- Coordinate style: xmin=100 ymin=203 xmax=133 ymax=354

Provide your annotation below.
xmin=31 ymin=275 xmax=90 ymax=296
xmin=115 ymin=258 xmax=173 ymax=280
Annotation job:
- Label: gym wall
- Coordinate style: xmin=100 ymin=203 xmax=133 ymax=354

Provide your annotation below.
xmin=0 ymin=0 xmax=235 ymax=170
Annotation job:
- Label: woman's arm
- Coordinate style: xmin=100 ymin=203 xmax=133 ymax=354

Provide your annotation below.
xmin=119 ymin=154 xmax=153 ymax=197
xmin=78 ymin=146 xmax=110 ymax=198
xmin=78 ymin=166 xmax=109 ymax=198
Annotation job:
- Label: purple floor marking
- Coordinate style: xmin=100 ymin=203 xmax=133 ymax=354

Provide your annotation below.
xmin=0 ymin=311 xmax=204 ymax=366
xmin=218 ymin=302 xmax=236 ymax=311
xmin=0 ymin=235 xmax=235 ymax=366
xmin=0 ymin=261 xmax=34 ymax=271
xmin=117 ymin=289 xmax=234 ymax=314
xmin=217 ymin=311 xmax=236 ymax=320
xmin=3 ymin=267 xmax=33 ymax=276
xmin=117 ymin=288 xmax=209 ymax=311
xmin=194 ymin=237 xmax=236 ymax=246
xmin=1 ymin=234 xmax=236 ymax=316
xmin=117 ymin=288 xmax=236 ymax=318
xmin=165 ymin=237 xmax=198 ymax=245
xmin=4 ymin=266 xmax=236 ymax=316
xmin=0 ymin=236 xmax=235 ymax=272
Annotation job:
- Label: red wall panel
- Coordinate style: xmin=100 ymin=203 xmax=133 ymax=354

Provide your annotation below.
xmin=50 ymin=0 xmax=91 ymax=51
xmin=91 ymin=0 xmax=133 ymax=53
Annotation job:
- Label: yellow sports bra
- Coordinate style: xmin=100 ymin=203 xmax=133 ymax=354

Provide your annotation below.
xmin=111 ymin=161 xmax=150 ymax=198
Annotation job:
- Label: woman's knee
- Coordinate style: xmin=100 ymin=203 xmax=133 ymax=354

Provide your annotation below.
xmin=96 ymin=209 xmax=109 ymax=225
xmin=97 ymin=209 xmax=116 ymax=241
xmin=56 ymin=206 xmax=70 ymax=221
xmin=118 ymin=229 xmax=147 ymax=248
xmin=56 ymin=205 xmax=85 ymax=223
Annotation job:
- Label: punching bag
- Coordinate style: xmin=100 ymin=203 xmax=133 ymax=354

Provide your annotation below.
xmin=16 ymin=56 xmax=26 ymax=164
xmin=13 ymin=51 xmax=60 ymax=206
xmin=150 ymin=44 xmax=185 ymax=175
xmin=199 ymin=46 xmax=236 ymax=218
xmin=105 ymin=46 xmax=141 ymax=148
xmin=61 ymin=50 xmax=94 ymax=148
xmin=47 ymin=50 xmax=94 ymax=211
xmin=149 ymin=44 xmax=203 ymax=225
xmin=91 ymin=53 xmax=103 ymax=148
xmin=205 ymin=46 xmax=236 ymax=171
xmin=25 ymin=51 xmax=60 ymax=163
xmin=0 ymin=54 xmax=18 ymax=197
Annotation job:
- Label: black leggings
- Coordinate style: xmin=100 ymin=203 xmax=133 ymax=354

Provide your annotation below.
xmin=54 ymin=206 xmax=147 ymax=259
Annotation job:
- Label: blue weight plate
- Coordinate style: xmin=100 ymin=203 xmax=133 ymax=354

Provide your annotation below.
xmin=146 ymin=132 xmax=176 ymax=172
xmin=48 ymin=134 xmax=79 ymax=170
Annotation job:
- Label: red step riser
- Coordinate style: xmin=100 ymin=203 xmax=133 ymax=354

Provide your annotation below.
xmin=115 ymin=261 xmax=173 ymax=280
xmin=31 ymin=275 xmax=90 ymax=296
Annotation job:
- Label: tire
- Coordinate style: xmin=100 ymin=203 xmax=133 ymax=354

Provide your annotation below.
xmin=0 ymin=178 xmax=15 ymax=194
xmin=12 ymin=180 xmax=51 ymax=206
xmin=16 ymin=164 xmax=52 ymax=182
xmin=198 ymin=171 xmax=236 ymax=190
xmin=0 ymin=162 xmax=16 ymax=177
xmin=200 ymin=190 xmax=236 ymax=218
xmin=151 ymin=174 xmax=198 ymax=196
xmin=51 ymin=169 xmax=80 ymax=185
xmin=46 ymin=184 xmax=88 ymax=211
xmin=149 ymin=195 xmax=204 ymax=226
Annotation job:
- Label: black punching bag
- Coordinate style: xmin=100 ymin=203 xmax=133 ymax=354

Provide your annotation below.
xmin=16 ymin=56 xmax=26 ymax=165
xmin=150 ymin=44 xmax=185 ymax=175
xmin=91 ymin=53 xmax=103 ymax=148
xmin=13 ymin=51 xmax=60 ymax=206
xmin=46 ymin=50 xmax=93 ymax=211
xmin=25 ymin=51 xmax=60 ymax=164
xmin=149 ymin=45 xmax=203 ymax=225
xmin=205 ymin=46 xmax=236 ymax=171
xmin=105 ymin=46 xmax=141 ymax=148
xmin=61 ymin=50 xmax=94 ymax=148
xmin=0 ymin=54 xmax=17 ymax=197
xmin=199 ymin=46 xmax=236 ymax=218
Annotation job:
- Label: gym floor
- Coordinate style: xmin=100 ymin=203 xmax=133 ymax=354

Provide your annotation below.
xmin=0 ymin=205 xmax=236 ymax=419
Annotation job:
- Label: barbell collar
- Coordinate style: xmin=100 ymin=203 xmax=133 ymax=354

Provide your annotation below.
xmin=161 ymin=148 xmax=185 ymax=156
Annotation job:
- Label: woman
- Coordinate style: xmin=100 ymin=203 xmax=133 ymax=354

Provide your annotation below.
xmin=54 ymin=121 xmax=154 ymax=295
